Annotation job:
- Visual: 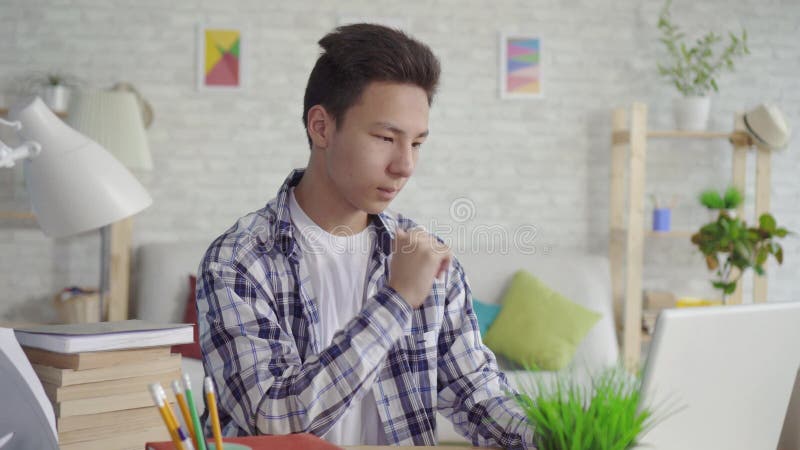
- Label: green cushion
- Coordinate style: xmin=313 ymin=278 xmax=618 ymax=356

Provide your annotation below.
xmin=483 ymin=270 xmax=601 ymax=371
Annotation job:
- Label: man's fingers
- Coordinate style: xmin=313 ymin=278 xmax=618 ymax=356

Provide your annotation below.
xmin=393 ymin=228 xmax=408 ymax=252
xmin=407 ymin=226 xmax=428 ymax=241
xmin=436 ymin=262 xmax=449 ymax=280
xmin=396 ymin=226 xmax=451 ymax=278
xmin=436 ymin=253 xmax=452 ymax=280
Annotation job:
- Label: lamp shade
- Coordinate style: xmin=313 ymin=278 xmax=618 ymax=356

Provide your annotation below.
xmin=66 ymin=90 xmax=153 ymax=170
xmin=13 ymin=97 xmax=152 ymax=238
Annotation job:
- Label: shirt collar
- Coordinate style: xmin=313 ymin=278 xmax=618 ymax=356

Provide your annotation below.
xmin=269 ymin=169 xmax=395 ymax=258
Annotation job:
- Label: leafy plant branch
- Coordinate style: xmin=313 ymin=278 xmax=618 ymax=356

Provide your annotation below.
xmin=657 ymin=0 xmax=749 ymax=96
xmin=691 ymin=187 xmax=790 ymax=303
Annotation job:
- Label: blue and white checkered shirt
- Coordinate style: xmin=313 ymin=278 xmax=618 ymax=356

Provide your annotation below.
xmin=197 ymin=169 xmax=535 ymax=448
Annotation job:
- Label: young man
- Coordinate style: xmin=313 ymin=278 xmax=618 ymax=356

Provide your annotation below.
xmin=197 ymin=24 xmax=535 ymax=448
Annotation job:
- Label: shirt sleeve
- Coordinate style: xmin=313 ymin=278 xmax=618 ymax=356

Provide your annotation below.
xmin=435 ymin=258 xmax=536 ymax=449
xmin=197 ymin=259 xmax=413 ymax=436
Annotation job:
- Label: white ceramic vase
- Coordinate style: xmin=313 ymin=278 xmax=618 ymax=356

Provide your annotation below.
xmin=673 ymin=96 xmax=710 ymax=131
xmin=42 ymin=85 xmax=70 ymax=113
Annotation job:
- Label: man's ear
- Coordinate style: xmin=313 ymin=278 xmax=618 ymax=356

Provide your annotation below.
xmin=307 ymin=105 xmax=333 ymax=150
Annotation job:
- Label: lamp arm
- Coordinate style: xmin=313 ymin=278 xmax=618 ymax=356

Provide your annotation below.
xmin=0 ymin=118 xmax=22 ymax=131
xmin=0 ymin=139 xmax=42 ymax=168
xmin=0 ymin=119 xmax=43 ymax=168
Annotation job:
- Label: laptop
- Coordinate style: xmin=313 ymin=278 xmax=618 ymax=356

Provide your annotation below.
xmin=638 ymin=302 xmax=800 ymax=449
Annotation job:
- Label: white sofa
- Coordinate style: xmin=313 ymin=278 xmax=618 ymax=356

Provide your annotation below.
xmin=132 ymin=241 xmax=619 ymax=442
xmin=435 ymin=249 xmax=619 ymax=442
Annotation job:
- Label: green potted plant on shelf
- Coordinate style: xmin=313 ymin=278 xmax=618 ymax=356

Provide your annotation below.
xmin=656 ymin=0 xmax=749 ymax=131
xmin=27 ymin=71 xmax=82 ymax=113
xmin=691 ymin=187 xmax=791 ymax=304
xmin=511 ymin=366 xmax=665 ymax=449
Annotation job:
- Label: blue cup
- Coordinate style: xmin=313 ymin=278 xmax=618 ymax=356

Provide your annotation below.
xmin=653 ymin=208 xmax=671 ymax=232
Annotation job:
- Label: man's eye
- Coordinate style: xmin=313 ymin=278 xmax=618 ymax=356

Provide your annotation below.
xmin=376 ymin=136 xmax=393 ymax=143
xmin=412 ymin=142 xmax=423 ymax=149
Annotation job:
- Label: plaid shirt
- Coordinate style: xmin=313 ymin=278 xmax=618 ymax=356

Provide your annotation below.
xmin=197 ymin=169 xmax=535 ymax=448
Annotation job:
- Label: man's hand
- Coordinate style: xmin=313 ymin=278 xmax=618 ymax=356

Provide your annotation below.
xmin=388 ymin=227 xmax=452 ymax=309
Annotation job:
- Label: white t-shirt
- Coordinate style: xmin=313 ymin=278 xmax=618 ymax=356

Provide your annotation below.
xmin=288 ymin=188 xmax=387 ymax=446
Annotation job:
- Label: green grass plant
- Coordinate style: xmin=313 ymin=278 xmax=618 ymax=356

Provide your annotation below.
xmin=510 ymin=367 xmax=665 ymax=450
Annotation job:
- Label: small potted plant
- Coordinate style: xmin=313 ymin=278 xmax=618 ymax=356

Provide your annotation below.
xmin=511 ymin=366 xmax=665 ymax=449
xmin=27 ymin=71 xmax=82 ymax=113
xmin=691 ymin=187 xmax=791 ymax=304
xmin=656 ymin=0 xmax=749 ymax=131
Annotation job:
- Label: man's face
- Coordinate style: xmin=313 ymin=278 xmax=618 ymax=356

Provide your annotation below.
xmin=324 ymin=81 xmax=430 ymax=216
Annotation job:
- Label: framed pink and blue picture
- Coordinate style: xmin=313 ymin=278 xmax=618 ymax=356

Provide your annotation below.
xmin=196 ymin=24 xmax=246 ymax=91
xmin=500 ymin=34 xmax=542 ymax=99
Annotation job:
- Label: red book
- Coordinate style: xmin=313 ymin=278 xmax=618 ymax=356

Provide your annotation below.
xmin=145 ymin=432 xmax=344 ymax=450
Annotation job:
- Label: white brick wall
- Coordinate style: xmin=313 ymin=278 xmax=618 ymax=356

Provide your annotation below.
xmin=1 ymin=0 xmax=799 ymax=320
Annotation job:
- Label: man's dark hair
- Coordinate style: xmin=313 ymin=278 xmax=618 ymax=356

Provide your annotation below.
xmin=302 ymin=23 xmax=441 ymax=148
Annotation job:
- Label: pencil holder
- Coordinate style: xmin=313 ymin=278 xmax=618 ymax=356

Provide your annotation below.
xmin=653 ymin=208 xmax=671 ymax=232
xmin=52 ymin=287 xmax=101 ymax=324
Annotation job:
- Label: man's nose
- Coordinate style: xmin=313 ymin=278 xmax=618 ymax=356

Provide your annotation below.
xmin=389 ymin=144 xmax=415 ymax=178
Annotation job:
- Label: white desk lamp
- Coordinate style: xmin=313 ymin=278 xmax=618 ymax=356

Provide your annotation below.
xmin=0 ymin=96 xmax=152 ymax=321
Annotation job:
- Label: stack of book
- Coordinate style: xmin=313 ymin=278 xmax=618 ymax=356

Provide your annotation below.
xmin=14 ymin=320 xmax=194 ymax=450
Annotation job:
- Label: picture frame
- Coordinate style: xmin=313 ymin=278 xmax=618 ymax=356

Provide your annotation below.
xmin=499 ymin=34 xmax=543 ymax=99
xmin=196 ymin=24 xmax=246 ymax=91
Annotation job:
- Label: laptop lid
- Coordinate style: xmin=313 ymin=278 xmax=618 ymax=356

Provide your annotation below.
xmin=639 ymin=302 xmax=800 ymax=450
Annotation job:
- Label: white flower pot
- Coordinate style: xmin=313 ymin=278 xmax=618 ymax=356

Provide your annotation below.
xmin=42 ymin=85 xmax=70 ymax=113
xmin=673 ymin=96 xmax=710 ymax=131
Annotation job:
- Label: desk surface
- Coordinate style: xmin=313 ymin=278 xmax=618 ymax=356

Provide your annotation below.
xmin=347 ymin=447 xmax=490 ymax=449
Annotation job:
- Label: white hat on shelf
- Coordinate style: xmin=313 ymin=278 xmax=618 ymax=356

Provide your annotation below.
xmin=743 ymin=104 xmax=791 ymax=150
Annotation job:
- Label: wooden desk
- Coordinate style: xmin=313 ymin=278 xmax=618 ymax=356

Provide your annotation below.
xmin=347 ymin=447 xmax=490 ymax=449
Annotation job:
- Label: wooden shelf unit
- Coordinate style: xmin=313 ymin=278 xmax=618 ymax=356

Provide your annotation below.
xmin=609 ymin=102 xmax=773 ymax=371
xmin=0 ymin=210 xmax=36 ymax=220
xmin=0 ymin=107 xmax=66 ymax=118
xmin=612 ymin=228 xmax=696 ymax=239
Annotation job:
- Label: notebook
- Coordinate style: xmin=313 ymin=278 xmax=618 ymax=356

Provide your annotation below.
xmin=13 ymin=320 xmax=193 ymax=353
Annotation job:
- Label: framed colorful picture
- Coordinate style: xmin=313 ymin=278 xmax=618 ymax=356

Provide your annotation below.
xmin=499 ymin=34 xmax=542 ymax=99
xmin=197 ymin=24 xmax=245 ymax=91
